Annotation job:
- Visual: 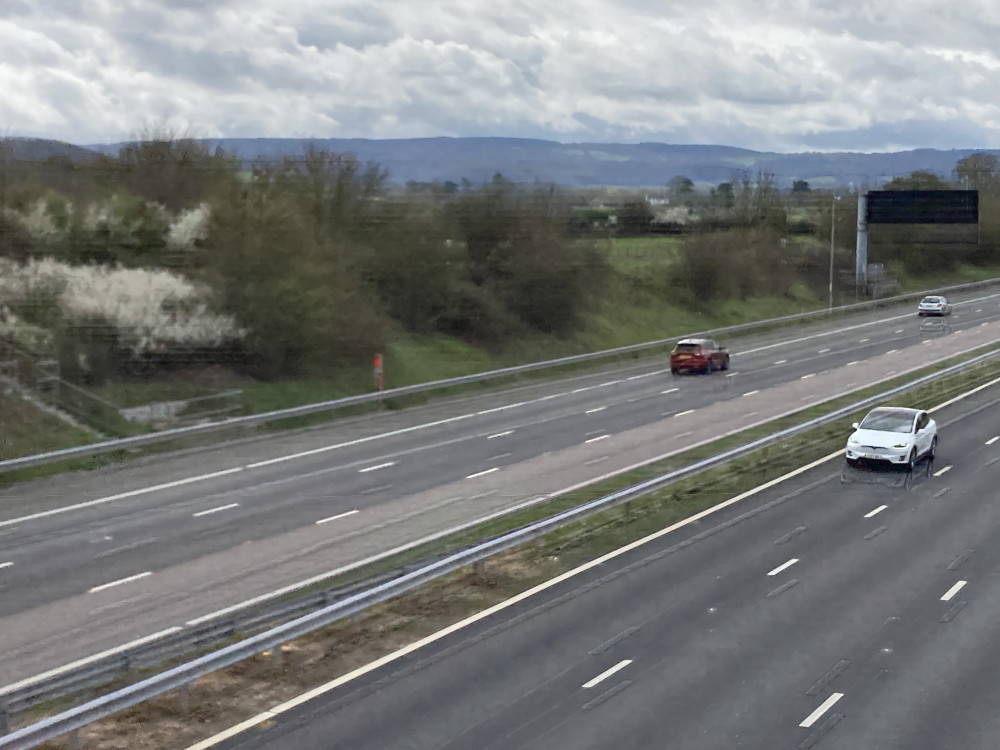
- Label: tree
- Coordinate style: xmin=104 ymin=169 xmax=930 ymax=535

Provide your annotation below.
xmin=882 ymin=170 xmax=951 ymax=191
xmin=732 ymin=170 xmax=786 ymax=229
xmin=615 ymin=200 xmax=655 ymax=235
xmin=955 ymin=153 xmax=999 ymax=194
xmin=791 ymin=180 xmax=811 ymax=193
xmin=711 ymin=182 xmax=734 ymax=209
xmin=668 ymin=175 xmax=695 ymax=198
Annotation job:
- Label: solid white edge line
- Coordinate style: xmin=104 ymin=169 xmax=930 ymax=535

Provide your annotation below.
xmin=801 ymin=373 xmax=816 ymax=379
xmin=585 ymin=435 xmax=610 ymax=444
xmin=675 ymin=409 xmax=695 ymax=417
xmin=585 ymin=407 xmax=607 ymax=414
xmin=986 ymin=436 xmax=999 ymax=445
xmin=192 ymin=503 xmax=240 ymax=518
xmin=487 ymin=430 xmax=514 ymax=439
xmin=933 ymin=465 xmax=953 ymax=477
xmin=662 ymin=388 xmax=679 ymax=394
xmin=88 ymin=571 xmax=153 ymax=594
xmin=183 ymin=447 xmax=849 ymax=749
xmin=864 ymin=505 xmax=888 ymax=518
xmin=582 ymin=659 xmax=633 ymax=689
xmin=941 ymin=580 xmax=968 ymax=601
xmin=359 ymin=462 xmax=396 ymax=473
xmin=466 ymin=467 xmax=499 ymax=479
xmin=0 ymin=627 xmax=184 ymax=697
xmin=742 ymin=390 xmax=759 ymax=397
xmin=799 ymin=693 xmax=845 ymax=728
xmin=316 ymin=510 xmax=360 ymax=525
xmin=767 ymin=558 xmax=799 ymax=576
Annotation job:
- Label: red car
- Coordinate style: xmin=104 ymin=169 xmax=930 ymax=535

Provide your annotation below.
xmin=670 ymin=338 xmax=730 ymax=375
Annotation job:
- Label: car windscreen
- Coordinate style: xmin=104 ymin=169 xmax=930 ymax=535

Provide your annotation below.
xmin=921 ymin=297 xmax=940 ymax=303
xmin=675 ymin=343 xmax=701 ymax=353
xmin=859 ymin=412 xmax=914 ymax=433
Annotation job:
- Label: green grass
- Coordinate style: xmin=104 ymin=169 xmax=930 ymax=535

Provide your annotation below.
xmin=890 ymin=262 xmax=1000 ymax=294
xmin=607 ymin=236 xmax=681 ymax=278
xmin=0 ymin=393 xmax=95 ymax=460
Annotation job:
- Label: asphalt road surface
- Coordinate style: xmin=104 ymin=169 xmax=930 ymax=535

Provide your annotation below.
xmin=1 ymin=288 xmax=999 ymax=689
xmin=214 ymin=376 xmax=1000 ymax=750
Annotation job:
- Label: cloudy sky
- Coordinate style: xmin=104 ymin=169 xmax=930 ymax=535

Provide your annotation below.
xmin=3 ymin=0 xmax=1000 ymax=152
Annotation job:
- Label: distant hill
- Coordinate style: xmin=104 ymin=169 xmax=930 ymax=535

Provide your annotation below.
xmin=76 ymin=136 xmax=1000 ymax=189
xmin=4 ymin=137 xmax=101 ymax=163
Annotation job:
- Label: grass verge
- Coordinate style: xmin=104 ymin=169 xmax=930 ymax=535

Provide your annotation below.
xmin=22 ymin=348 xmax=1000 ymax=749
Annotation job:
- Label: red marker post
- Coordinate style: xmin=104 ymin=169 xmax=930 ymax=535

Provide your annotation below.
xmin=373 ymin=353 xmax=384 ymax=399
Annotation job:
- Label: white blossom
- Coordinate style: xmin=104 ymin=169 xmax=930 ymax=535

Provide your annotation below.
xmin=166 ymin=203 xmax=212 ymax=251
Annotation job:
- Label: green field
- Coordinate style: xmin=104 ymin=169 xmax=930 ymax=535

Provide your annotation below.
xmin=0 ymin=393 xmax=94 ymax=460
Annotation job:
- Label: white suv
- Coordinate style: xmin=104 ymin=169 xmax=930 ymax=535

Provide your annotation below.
xmin=845 ymin=407 xmax=937 ymax=471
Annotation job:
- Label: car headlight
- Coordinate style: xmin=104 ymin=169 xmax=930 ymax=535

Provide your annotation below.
xmin=847 ymin=438 xmax=859 ymax=446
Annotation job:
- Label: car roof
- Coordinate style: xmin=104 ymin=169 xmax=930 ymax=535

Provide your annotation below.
xmin=866 ymin=407 xmax=920 ymax=418
xmin=677 ymin=338 xmax=709 ymax=345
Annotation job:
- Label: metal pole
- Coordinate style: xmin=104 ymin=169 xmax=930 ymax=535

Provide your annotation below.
xmin=829 ymin=197 xmax=836 ymax=310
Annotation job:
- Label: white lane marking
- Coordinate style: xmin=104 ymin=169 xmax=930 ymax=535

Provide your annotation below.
xmin=977 ymin=308 xmax=984 ymax=313
xmin=767 ymin=558 xmax=799 ymax=576
xmin=316 ymin=510 xmax=360 ymax=525
xmin=986 ymin=436 xmax=999 ymax=445
xmin=886 ymin=349 xmax=898 ymax=355
xmin=800 ymin=693 xmax=845 ymax=728
xmin=192 ymin=503 xmax=240 ymax=518
xmin=0 ymin=467 xmax=245 ymax=531
xmin=941 ymin=580 xmax=968 ymax=602
xmin=675 ymin=410 xmax=695 ymax=417
xmin=359 ymin=461 xmax=396 ymax=473
xmin=360 ymin=484 xmax=392 ymax=495
xmin=846 ymin=360 xmax=860 ymax=366
xmin=895 ymin=328 xmax=904 ymax=333
xmin=818 ymin=348 xmax=830 ymax=354
xmin=933 ymin=465 xmax=952 ymax=477
xmin=859 ymin=338 xmax=870 ymax=343
xmin=662 ymin=388 xmax=679 ymax=395
xmin=0 ymin=562 xmax=12 ymax=570
xmin=586 ymin=435 xmax=610 ymax=444
xmin=0 ymin=627 xmax=184 ymax=696
xmin=929 ymin=372 xmax=1000 ymax=412
xmin=773 ymin=359 xmax=787 ymax=365
xmin=585 ymin=407 xmax=607 ymax=414
xmin=476 ymin=401 xmax=527 ymax=415
xmin=725 ymin=372 xmax=739 ymax=377
xmin=88 ymin=571 xmax=153 ymax=594
xmin=487 ymin=430 xmax=514 ymax=439
xmin=582 ymin=659 xmax=633 ymax=689
xmin=800 ymin=373 xmax=816 ymax=379
xmin=742 ymin=390 xmax=759 ymax=397
xmin=626 ymin=374 xmax=649 ymax=381
xmin=865 ymin=505 xmax=888 ymax=518
xmin=490 ymin=452 xmax=512 ymax=461
xmin=466 ymin=467 xmax=499 ymax=479
xmin=743 ymin=411 xmax=758 ymax=418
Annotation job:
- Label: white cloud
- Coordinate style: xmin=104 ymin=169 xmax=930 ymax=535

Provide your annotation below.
xmin=2 ymin=0 xmax=1000 ymax=150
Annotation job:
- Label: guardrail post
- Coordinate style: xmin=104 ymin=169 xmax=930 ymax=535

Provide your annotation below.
xmin=473 ymin=560 xmax=486 ymax=578
xmin=622 ymin=500 xmax=632 ymax=521
xmin=177 ymin=683 xmax=191 ymax=714
xmin=67 ymin=728 xmax=80 ymax=750
xmin=272 ymin=645 xmax=285 ymax=668
xmin=0 ymin=702 xmax=8 ymax=733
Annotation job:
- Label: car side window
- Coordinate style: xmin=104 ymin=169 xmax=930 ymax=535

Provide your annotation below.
xmin=916 ymin=413 xmax=928 ymax=431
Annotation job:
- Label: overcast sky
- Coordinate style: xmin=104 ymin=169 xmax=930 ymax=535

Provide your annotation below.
xmin=3 ymin=0 xmax=1000 ymax=152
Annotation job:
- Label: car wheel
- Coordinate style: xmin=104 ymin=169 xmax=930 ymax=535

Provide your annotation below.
xmin=703 ymin=361 xmax=712 ymax=374
xmin=928 ymin=435 xmax=938 ymax=460
xmin=671 ymin=368 xmax=679 ymax=376
xmin=906 ymin=448 xmax=917 ymax=472
xmin=721 ymin=357 xmax=729 ymax=371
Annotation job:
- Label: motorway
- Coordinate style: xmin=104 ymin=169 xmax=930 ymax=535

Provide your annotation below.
xmin=1 ymin=289 xmax=1000 ymax=689
xmin=212 ymin=374 xmax=1000 ymax=750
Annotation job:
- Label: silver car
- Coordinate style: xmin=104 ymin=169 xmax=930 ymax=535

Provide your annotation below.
xmin=917 ymin=295 xmax=952 ymax=317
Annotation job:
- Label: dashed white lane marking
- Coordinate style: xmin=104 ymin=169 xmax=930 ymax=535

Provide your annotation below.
xmin=359 ymin=461 xmax=396 ymax=473
xmin=895 ymin=328 xmax=904 ymax=333
xmin=865 ymin=505 xmax=888 ymax=518
xmin=193 ymin=503 xmax=240 ymax=518
xmin=490 ymin=452 xmax=512 ymax=461
xmin=886 ymin=349 xmax=898 ymax=355
xmin=767 ymin=558 xmax=799 ymax=576
xmin=986 ymin=436 xmax=999 ymax=445
xmin=773 ymin=359 xmax=787 ymax=365
xmin=846 ymin=360 xmax=860 ymax=366
xmin=316 ymin=510 xmax=360 ymax=525
xmin=586 ymin=435 xmax=610 ymax=444
xmin=977 ymin=308 xmax=984 ymax=313
xmin=466 ymin=467 xmax=499 ymax=479
xmin=675 ymin=431 xmax=693 ymax=439
xmin=742 ymin=390 xmax=759 ymax=397
xmin=800 ymin=693 xmax=845 ymax=728
xmin=675 ymin=410 xmax=695 ymax=417
xmin=487 ymin=430 xmax=514 ymax=439
xmin=88 ymin=571 xmax=153 ymax=594
xmin=582 ymin=659 xmax=633 ymax=689
xmin=933 ymin=465 xmax=953 ymax=477
xmin=859 ymin=338 xmax=870 ymax=343
xmin=585 ymin=407 xmax=607 ymax=414
xmin=941 ymin=580 xmax=968 ymax=602
xmin=818 ymin=348 xmax=830 ymax=354
xmin=662 ymin=388 xmax=679 ymax=395
xmin=0 ymin=562 xmax=12 ymax=571
xmin=801 ymin=373 xmax=816 ymax=379
xmin=743 ymin=411 xmax=758 ymax=418
xmin=726 ymin=372 xmax=739 ymax=377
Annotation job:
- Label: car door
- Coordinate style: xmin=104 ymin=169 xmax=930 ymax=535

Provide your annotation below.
xmin=706 ymin=340 xmax=721 ymax=367
xmin=915 ymin=412 xmax=931 ymax=454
